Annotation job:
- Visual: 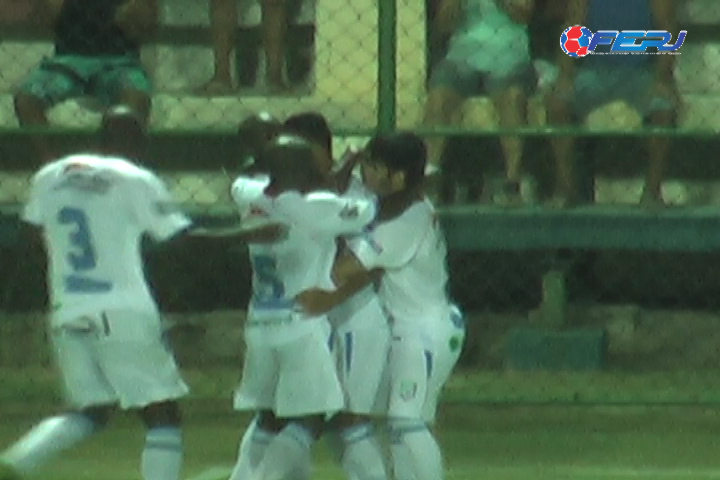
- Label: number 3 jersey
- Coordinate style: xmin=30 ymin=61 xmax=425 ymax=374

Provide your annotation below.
xmin=22 ymin=154 xmax=192 ymax=325
xmin=231 ymin=176 xmax=377 ymax=344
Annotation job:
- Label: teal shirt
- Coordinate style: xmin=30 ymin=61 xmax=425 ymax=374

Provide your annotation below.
xmin=446 ymin=0 xmax=531 ymax=76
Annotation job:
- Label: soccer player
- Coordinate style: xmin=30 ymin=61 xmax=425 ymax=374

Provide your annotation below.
xmin=0 ymin=106 xmax=190 ymax=480
xmin=228 ymin=135 xmax=378 ymax=480
xmin=296 ymin=132 xmax=466 ymax=480
xmin=282 ymin=111 xmax=391 ymax=480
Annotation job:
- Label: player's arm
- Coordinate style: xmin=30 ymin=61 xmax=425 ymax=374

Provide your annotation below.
xmin=295 ymin=251 xmax=382 ymax=316
xmin=184 ymin=222 xmax=287 ymax=247
xmin=333 ymin=146 xmax=365 ymax=193
xmin=555 ymin=0 xmax=589 ymax=82
xmin=651 ymin=0 xmax=678 ymax=82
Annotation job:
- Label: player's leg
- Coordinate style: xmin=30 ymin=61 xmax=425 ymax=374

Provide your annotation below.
xmin=230 ymin=336 xmax=279 ymax=480
xmin=253 ymin=327 xmax=345 ymax=480
xmin=327 ymin=317 xmax=390 ymax=480
xmin=200 ymin=0 xmax=239 ymax=93
xmin=94 ymin=57 xmax=153 ymax=125
xmin=0 ymin=324 xmax=117 ymax=476
xmin=385 ymin=331 xmax=441 ymax=480
xmin=13 ymin=56 xmax=86 ymax=163
xmin=96 ymin=310 xmax=189 ymax=480
xmin=136 ymin=401 xmax=183 ymax=480
xmin=228 ymin=411 xmax=277 ymax=480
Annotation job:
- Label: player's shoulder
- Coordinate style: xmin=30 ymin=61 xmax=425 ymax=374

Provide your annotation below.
xmin=384 ymin=198 xmax=434 ymax=230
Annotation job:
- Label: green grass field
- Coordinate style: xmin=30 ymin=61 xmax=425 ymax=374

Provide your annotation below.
xmin=5 ymin=401 xmax=720 ymax=480
xmin=6 ymin=368 xmax=720 ymax=480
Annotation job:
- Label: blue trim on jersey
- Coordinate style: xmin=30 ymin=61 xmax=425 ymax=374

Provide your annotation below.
xmin=345 ymin=332 xmax=354 ymax=373
xmin=424 ymin=350 xmax=433 ymax=378
xmin=64 ymin=275 xmax=112 ymax=293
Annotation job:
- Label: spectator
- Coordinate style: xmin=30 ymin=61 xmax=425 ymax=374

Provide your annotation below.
xmin=201 ymin=0 xmax=314 ymax=94
xmin=423 ymin=0 xmax=536 ymax=206
xmin=546 ymin=0 xmax=679 ymax=208
xmin=14 ymin=0 xmax=158 ymax=162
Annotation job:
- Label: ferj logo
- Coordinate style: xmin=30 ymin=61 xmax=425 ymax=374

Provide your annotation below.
xmin=560 ymin=25 xmax=686 ymax=57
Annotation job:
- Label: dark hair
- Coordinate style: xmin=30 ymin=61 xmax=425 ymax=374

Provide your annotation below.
xmin=366 ymin=131 xmax=427 ymax=188
xmin=282 ymin=112 xmax=333 ymax=157
xmin=100 ymin=105 xmax=146 ymax=159
xmin=258 ymin=135 xmax=325 ymax=189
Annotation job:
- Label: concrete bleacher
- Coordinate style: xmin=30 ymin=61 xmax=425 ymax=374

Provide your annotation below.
xmin=1 ymin=0 xmax=720 ymax=207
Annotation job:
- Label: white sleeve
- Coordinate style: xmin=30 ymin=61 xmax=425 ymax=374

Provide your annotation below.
xmin=349 ymin=217 xmax=420 ymax=270
xmin=278 ymin=191 xmax=376 ymax=236
xmin=134 ymin=174 xmax=192 ymax=241
xmin=231 ymin=176 xmax=270 ymax=220
xmin=21 ymin=166 xmax=54 ymax=226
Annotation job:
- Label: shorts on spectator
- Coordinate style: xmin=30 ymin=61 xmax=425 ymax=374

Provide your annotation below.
xmin=563 ymin=67 xmax=675 ymax=120
xmin=16 ymin=55 xmax=152 ymax=108
xmin=428 ymin=58 xmax=536 ymax=97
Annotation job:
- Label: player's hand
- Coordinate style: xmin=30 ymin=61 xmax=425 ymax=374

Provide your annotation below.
xmin=295 ymin=289 xmax=337 ymax=316
xmin=333 ymin=145 xmax=366 ymax=192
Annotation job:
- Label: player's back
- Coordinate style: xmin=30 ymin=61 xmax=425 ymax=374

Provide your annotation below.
xmin=231 ymin=176 xmax=376 ymax=343
xmin=23 ymin=154 xmax=188 ymax=323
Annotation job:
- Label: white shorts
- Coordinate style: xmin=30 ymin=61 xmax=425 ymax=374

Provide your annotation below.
xmin=51 ymin=310 xmax=189 ymax=410
xmin=331 ymin=296 xmax=391 ymax=415
xmin=387 ymin=306 xmax=465 ymax=424
xmin=234 ymin=325 xmax=344 ymax=417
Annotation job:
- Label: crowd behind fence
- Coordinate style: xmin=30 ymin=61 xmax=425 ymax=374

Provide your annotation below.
xmin=1 ymin=0 xmax=720 ymax=399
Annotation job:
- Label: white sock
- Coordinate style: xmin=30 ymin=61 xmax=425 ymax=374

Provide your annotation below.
xmin=228 ymin=417 xmax=273 ymax=480
xmin=339 ymin=423 xmax=387 ymax=480
xmin=389 ymin=418 xmax=443 ymax=480
xmin=1 ymin=413 xmax=96 ymax=474
xmin=253 ymin=422 xmax=313 ymax=480
xmin=141 ymin=427 xmax=183 ymax=480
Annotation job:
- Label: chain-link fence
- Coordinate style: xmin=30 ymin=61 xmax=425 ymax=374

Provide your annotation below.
xmin=2 ymin=0 xmax=720 ymax=404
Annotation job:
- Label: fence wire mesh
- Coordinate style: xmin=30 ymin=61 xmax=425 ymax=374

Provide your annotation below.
xmin=1 ymin=0 xmax=720 ymax=404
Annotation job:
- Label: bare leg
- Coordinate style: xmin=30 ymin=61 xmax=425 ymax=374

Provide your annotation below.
xmin=14 ymin=92 xmax=54 ymax=164
xmin=423 ymin=87 xmax=464 ymax=205
xmin=493 ymin=85 xmax=527 ymax=206
xmin=200 ymin=0 xmax=238 ymax=93
xmin=116 ymin=89 xmax=152 ymax=125
xmin=261 ymin=0 xmax=288 ymax=92
xmin=640 ymin=109 xmax=673 ymax=208
xmin=546 ymin=94 xmax=577 ymax=207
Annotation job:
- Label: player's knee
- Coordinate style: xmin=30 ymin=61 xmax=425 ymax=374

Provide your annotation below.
xmin=138 ymin=400 xmax=182 ymax=429
xmin=387 ymin=417 xmax=428 ymax=442
xmin=78 ymin=405 xmax=114 ymax=430
xmin=255 ymin=410 xmax=286 ymax=433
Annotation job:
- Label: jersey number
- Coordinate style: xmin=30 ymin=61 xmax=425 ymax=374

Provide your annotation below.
xmin=251 ymin=254 xmax=287 ymax=308
xmin=58 ymin=207 xmax=112 ymax=293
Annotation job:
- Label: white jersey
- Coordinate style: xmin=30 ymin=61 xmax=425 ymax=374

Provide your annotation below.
xmin=349 ymin=198 xmax=452 ymax=334
xmin=231 ymin=176 xmax=376 ymax=343
xmin=22 ymin=154 xmax=191 ymax=326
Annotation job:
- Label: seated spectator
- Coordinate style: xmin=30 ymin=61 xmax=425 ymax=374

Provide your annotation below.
xmin=423 ymin=0 xmax=535 ymax=206
xmin=14 ymin=0 xmax=157 ymax=162
xmin=546 ymin=0 xmax=678 ymax=208
xmin=201 ymin=0 xmax=314 ymax=94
